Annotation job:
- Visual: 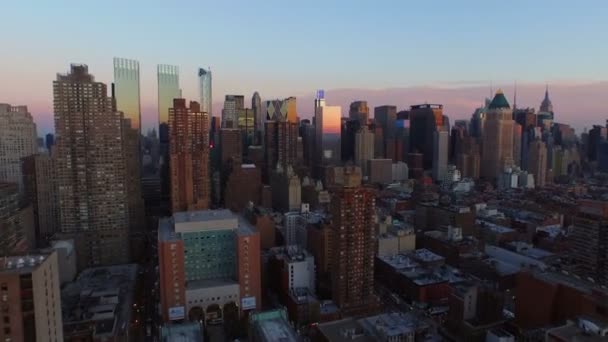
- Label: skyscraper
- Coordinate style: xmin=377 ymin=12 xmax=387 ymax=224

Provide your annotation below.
xmin=21 ymin=154 xmax=58 ymax=246
xmin=169 ymin=99 xmax=210 ymax=212
xmin=0 ymin=104 xmax=37 ymax=192
xmin=113 ymin=57 xmax=141 ymax=132
xmin=528 ymin=139 xmax=547 ymax=187
xmin=433 ymin=130 xmax=449 ymax=182
xmin=264 ymin=98 xmax=299 ymax=181
xmin=374 ymin=105 xmax=397 ymax=143
xmin=355 ymin=127 xmax=375 ymax=176
xmin=223 ymin=95 xmax=245 ymax=128
xmin=571 ymin=200 xmax=608 ymax=285
xmin=157 ymin=64 xmax=181 ymax=128
xmin=252 ymin=92 xmax=263 ymax=144
xmin=349 ymin=101 xmax=369 ymax=126
xmin=113 ymin=57 xmax=145 ymax=235
xmin=539 ymin=85 xmax=554 ymax=118
xmin=0 ymin=251 xmax=63 ymax=341
xmin=53 ymin=64 xmax=129 ymax=269
xmin=331 ymin=168 xmax=377 ymax=315
xmin=409 ymin=104 xmax=443 ymax=170
xmin=341 ymin=118 xmax=361 ymax=163
xmin=315 ymin=91 xmax=341 ymax=165
xmin=198 ymin=67 xmax=212 ymax=115
xmin=158 ymin=64 xmax=181 ymax=214
xmin=0 ymin=183 xmax=32 ymax=255
xmin=481 ymin=90 xmax=515 ymax=181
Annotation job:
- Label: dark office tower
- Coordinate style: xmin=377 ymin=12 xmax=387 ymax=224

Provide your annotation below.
xmin=513 ymin=123 xmax=522 ymax=167
xmin=169 ymin=99 xmax=210 ymax=212
xmin=513 ymin=107 xmax=536 ymax=130
xmin=374 ymin=105 xmax=397 ymax=155
xmin=53 ymin=64 xmax=129 ymax=269
xmin=45 ymin=133 xmax=54 ymax=154
xmin=21 ymin=154 xmax=58 ymax=247
xmin=341 ymin=118 xmax=361 ymax=163
xmin=368 ymin=121 xmax=384 ymax=158
xmin=264 ymin=98 xmax=299 ymax=181
xmin=330 ymin=168 xmax=377 ymax=315
xmin=587 ymin=125 xmax=607 ymax=162
xmin=0 ymin=182 xmax=33 ymax=254
xmin=450 ymin=125 xmax=465 ymax=164
xmin=409 ymin=104 xmax=444 ymax=170
xmin=395 ymin=118 xmax=410 ymax=161
xmin=222 ymin=95 xmax=245 ymax=128
xmin=397 ymin=110 xmax=410 ymax=120
xmin=481 ymin=90 xmax=515 ymax=181
xmin=219 ymin=128 xmax=242 ymax=204
xmin=469 ymin=98 xmax=490 ymax=139
xmin=571 ymin=200 xmax=608 ymax=284
xmin=252 ymin=92 xmax=263 ymax=144
xmin=349 ymin=101 xmax=369 ymax=126
xmin=301 ymin=120 xmax=316 ymax=167
xmin=408 ymin=152 xmax=424 ymax=179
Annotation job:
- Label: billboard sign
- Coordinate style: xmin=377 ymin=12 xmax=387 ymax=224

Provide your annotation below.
xmin=241 ymin=296 xmax=256 ymax=310
xmin=168 ymin=306 xmax=185 ymax=321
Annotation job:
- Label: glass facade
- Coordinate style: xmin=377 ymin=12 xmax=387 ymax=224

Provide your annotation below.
xmin=198 ymin=68 xmax=212 ymax=116
xmin=157 ymin=64 xmax=181 ymax=127
xmin=113 ymin=57 xmax=141 ymax=132
xmin=182 ymin=229 xmax=236 ymax=281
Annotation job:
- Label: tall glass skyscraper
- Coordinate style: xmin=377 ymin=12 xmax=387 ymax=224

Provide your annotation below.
xmin=157 ymin=64 xmax=181 ymax=127
xmin=113 ymin=57 xmax=141 ymax=132
xmin=198 ymin=67 xmax=212 ymax=115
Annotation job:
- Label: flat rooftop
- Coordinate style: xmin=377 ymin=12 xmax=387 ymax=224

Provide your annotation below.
xmin=413 ymin=249 xmax=445 ymax=263
xmin=62 ymin=264 xmax=138 ymax=339
xmin=159 ymin=210 xmax=256 ymax=241
xmin=255 ymin=318 xmax=300 ymax=342
xmin=358 ymin=313 xmax=416 ymax=338
xmin=0 ymin=253 xmax=51 ymax=275
xmin=173 ymin=209 xmax=234 ymax=223
xmin=316 ymin=318 xmax=375 ymax=342
xmin=161 ymin=322 xmax=203 ymax=342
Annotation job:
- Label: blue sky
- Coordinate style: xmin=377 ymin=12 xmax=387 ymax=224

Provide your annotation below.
xmin=1 ymin=0 xmax=607 ymax=133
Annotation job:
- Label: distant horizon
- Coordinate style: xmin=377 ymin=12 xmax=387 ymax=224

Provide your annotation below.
xmin=2 ymin=1 xmax=607 ymax=137
xmin=22 ymin=77 xmax=608 ymax=137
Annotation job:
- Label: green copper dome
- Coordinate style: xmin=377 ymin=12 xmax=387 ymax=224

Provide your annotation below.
xmin=488 ymin=89 xmax=511 ymax=109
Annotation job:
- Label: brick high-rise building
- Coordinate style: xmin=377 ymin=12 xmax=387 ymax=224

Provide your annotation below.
xmin=571 ymin=200 xmax=608 ymax=285
xmin=169 ymin=99 xmax=210 ymax=212
xmin=225 ymin=164 xmax=262 ymax=212
xmin=481 ymin=90 xmax=515 ymax=181
xmin=0 ymin=103 xmax=37 ymax=193
xmin=53 ymin=64 xmax=129 ymax=269
xmin=330 ymin=169 xmax=377 ymax=315
xmin=21 ymin=154 xmax=58 ymax=247
xmin=158 ymin=210 xmax=261 ymax=323
xmin=0 ymin=183 xmax=33 ymax=255
xmin=0 ymin=251 xmax=63 ymax=341
xmin=264 ymin=98 xmax=299 ymax=182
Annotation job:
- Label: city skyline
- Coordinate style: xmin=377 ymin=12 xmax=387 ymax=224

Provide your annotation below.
xmin=2 ymin=1 xmax=607 ymax=135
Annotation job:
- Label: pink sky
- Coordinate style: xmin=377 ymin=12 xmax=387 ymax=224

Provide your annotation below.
xmin=16 ymin=81 xmax=608 ymax=136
